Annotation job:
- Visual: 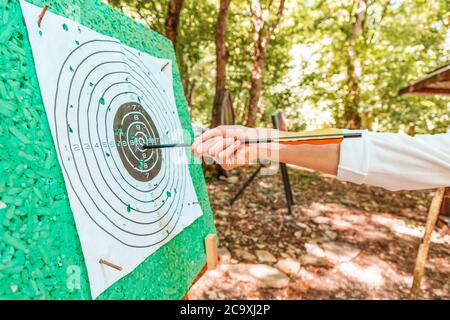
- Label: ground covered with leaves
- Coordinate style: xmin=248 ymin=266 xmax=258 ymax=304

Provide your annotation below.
xmin=189 ymin=166 xmax=450 ymax=300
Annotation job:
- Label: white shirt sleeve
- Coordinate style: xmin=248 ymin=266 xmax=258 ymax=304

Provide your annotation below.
xmin=337 ymin=130 xmax=450 ymax=191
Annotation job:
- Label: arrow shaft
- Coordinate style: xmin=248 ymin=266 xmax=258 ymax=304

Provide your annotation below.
xmin=143 ymin=132 xmax=362 ymax=150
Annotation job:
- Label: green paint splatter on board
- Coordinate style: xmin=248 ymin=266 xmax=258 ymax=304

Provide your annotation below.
xmin=69 ymin=66 xmax=74 ymax=72
xmin=127 ymin=204 xmax=131 ymax=213
xmin=99 ymin=97 xmax=105 ymax=105
xmin=68 ymin=124 xmax=73 ymax=134
xmin=38 ymin=30 xmax=42 ymax=37
xmin=75 ymin=40 xmax=80 ymax=46
xmin=166 ymin=191 xmax=171 ymax=198
xmin=116 ymin=126 xmax=124 ymax=136
xmin=62 ymin=23 xmax=68 ymax=31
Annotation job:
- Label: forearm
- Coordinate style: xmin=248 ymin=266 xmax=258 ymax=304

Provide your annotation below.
xmin=279 ymin=143 xmax=340 ymax=175
xmin=258 ymin=141 xmax=340 ymax=176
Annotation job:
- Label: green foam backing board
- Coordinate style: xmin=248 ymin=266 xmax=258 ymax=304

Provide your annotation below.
xmin=0 ymin=0 xmax=216 ymax=299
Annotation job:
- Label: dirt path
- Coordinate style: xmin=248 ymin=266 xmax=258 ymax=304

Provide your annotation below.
xmin=189 ymin=167 xmax=450 ymax=300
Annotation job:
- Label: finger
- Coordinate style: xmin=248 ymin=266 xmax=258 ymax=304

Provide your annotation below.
xmin=217 ymin=140 xmax=241 ymax=165
xmin=195 ymin=136 xmax=222 ymax=156
xmin=220 ymin=143 xmax=248 ymax=169
xmin=193 ymin=128 xmax=227 ymax=155
xmin=192 ymin=134 xmax=207 ymax=151
xmin=203 ymin=126 xmax=247 ymax=140
xmin=192 ymin=138 xmax=206 ymax=157
xmin=191 ymin=144 xmax=200 ymax=157
xmin=192 ymin=128 xmax=222 ymax=153
xmin=208 ymin=137 xmax=236 ymax=158
xmin=197 ymin=127 xmax=224 ymax=143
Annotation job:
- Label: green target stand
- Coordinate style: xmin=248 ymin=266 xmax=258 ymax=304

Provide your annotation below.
xmin=0 ymin=0 xmax=216 ymax=299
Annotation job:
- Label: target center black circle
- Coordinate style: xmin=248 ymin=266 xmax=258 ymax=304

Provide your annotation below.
xmin=114 ymin=102 xmax=162 ymax=181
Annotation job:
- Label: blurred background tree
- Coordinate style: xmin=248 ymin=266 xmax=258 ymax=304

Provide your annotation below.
xmin=108 ymin=0 xmax=450 ymax=133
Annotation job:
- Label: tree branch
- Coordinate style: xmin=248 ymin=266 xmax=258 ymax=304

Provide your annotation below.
xmin=135 ymin=7 xmax=152 ymax=29
xmin=264 ymin=0 xmax=286 ymax=50
xmin=165 ymin=0 xmax=184 ymax=47
xmin=251 ymin=0 xmax=263 ymax=28
xmin=368 ymin=0 xmax=391 ymax=45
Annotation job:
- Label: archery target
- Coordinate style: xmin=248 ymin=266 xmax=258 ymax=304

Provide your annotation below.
xmin=54 ymin=38 xmax=195 ymax=248
xmin=20 ymin=0 xmax=203 ymax=299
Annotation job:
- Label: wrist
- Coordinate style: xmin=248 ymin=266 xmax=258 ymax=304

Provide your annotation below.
xmin=256 ymin=142 xmax=283 ymax=163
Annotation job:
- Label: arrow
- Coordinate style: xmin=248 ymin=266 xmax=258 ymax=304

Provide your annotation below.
xmin=143 ymin=131 xmax=362 ymax=150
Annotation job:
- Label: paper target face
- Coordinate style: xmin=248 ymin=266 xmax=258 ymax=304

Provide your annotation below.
xmin=21 ymin=0 xmax=203 ymax=299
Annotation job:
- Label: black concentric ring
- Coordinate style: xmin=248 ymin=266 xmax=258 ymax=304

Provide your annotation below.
xmin=53 ymin=40 xmax=193 ymax=248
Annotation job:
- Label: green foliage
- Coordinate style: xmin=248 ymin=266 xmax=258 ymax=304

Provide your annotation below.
xmin=109 ymin=0 xmax=217 ymax=124
xmin=226 ymin=1 xmax=295 ymax=125
xmin=286 ymin=0 xmax=450 ymax=133
xmin=108 ymin=0 xmax=169 ymax=32
xmin=109 ymin=0 xmax=449 ymax=133
xmin=176 ymin=0 xmax=217 ymax=122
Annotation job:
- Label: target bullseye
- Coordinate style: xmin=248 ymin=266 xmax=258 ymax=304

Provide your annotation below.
xmin=114 ymin=102 xmax=162 ymax=181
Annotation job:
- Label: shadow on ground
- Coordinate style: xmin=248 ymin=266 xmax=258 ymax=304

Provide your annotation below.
xmin=189 ymin=166 xmax=450 ymax=300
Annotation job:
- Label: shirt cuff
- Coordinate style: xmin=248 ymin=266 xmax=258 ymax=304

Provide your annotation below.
xmin=336 ymin=129 xmax=369 ymax=185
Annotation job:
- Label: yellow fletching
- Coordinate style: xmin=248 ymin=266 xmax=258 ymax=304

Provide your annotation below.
xmin=278 ymin=128 xmax=344 ymax=141
xmin=275 ymin=128 xmax=344 ymax=146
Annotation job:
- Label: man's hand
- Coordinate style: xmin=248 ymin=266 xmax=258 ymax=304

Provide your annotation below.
xmin=191 ymin=125 xmax=280 ymax=170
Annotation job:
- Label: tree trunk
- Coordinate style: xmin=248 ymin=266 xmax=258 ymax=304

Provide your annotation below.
xmin=246 ymin=0 xmax=285 ymax=128
xmin=185 ymin=80 xmax=196 ymax=112
xmin=165 ymin=0 xmax=184 ymax=48
xmin=247 ymin=54 xmax=265 ymax=127
xmin=344 ymin=0 xmax=367 ymax=129
xmin=211 ymin=0 xmax=232 ymax=128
